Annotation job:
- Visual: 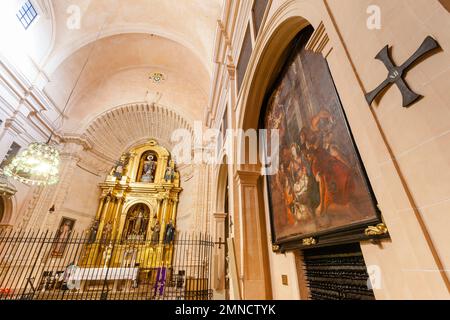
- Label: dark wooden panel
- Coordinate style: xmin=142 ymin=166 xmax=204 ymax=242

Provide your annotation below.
xmin=303 ymin=243 xmax=375 ymax=300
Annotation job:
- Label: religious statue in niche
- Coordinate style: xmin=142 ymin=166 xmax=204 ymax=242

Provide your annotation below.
xmin=140 ymin=154 xmax=157 ymax=183
xmin=110 ymin=153 xmax=131 ymax=180
xmin=164 ymin=220 xmax=176 ymax=244
xmin=101 ymin=221 xmax=113 ymax=243
xmin=122 ymin=204 xmax=150 ymax=241
xmin=151 ymin=220 xmax=161 ymax=244
xmin=164 ymin=160 xmax=176 ymax=183
xmin=87 ymin=219 xmax=99 ymax=244
xmin=52 ymin=217 xmax=75 ymax=257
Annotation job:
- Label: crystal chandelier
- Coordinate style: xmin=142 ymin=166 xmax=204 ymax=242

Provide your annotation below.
xmin=3 ymin=142 xmax=60 ymax=186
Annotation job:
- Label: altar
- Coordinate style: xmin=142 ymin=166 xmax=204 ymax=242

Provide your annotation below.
xmin=72 ymin=267 xmax=139 ymax=292
xmin=76 ymin=140 xmax=182 ymax=293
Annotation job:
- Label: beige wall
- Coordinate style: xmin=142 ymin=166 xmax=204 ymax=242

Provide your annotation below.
xmin=61 ymin=165 xmax=103 ymax=233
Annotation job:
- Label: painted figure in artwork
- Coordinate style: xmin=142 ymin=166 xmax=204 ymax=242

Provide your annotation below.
xmin=52 ymin=218 xmax=75 ymax=256
xmin=264 ymin=27 xmax=378 ymax=241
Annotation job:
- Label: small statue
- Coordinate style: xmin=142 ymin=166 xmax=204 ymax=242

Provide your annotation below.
xmin=88 ymin=220 xmax=99 ymax=243
xmin=133 ymin=208 xmax=145 ymax=235
xmin=101 ymin=221 xmax=113 ymax=243
xmin=110 ymin=153 xmax=130 ymax=179
xmin=151 ymin=221 xmax=161 ymax=244
xmin=103 ymin=243 xmax=113 ymax=268
xmin=141 ymin=155 xmax=156 ymax=183
xmin=164 ymin=220 xmax=176 ymax=244
xmin=164 ymin=160 xmax=175 ymax=183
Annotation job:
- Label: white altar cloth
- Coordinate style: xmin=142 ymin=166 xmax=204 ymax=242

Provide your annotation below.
xmin=72 ymin=268 xmax=139 ymax=281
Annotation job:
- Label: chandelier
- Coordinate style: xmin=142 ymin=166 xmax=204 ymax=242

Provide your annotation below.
xmin=3 ymin=142 xmax=60 ymax=186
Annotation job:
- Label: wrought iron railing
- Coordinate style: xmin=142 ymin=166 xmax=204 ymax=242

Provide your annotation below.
xmin=0 ymin=229 xmax=213 ymax=300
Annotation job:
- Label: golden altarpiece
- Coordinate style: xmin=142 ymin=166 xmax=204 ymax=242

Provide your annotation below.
xmin=79 ymin=139 xmax=181 ymax=276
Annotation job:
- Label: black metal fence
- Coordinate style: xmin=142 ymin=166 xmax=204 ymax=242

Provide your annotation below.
xmin=0 ymin=230 xmax=213 ymax=300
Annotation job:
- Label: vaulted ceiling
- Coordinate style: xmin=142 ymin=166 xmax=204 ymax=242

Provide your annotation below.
xmin=38 ymin=0 xmax=222 ymax=137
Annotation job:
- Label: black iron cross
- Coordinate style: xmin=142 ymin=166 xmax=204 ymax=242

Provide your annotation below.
xmin=365 ymin=36 xmax=440 ymax=108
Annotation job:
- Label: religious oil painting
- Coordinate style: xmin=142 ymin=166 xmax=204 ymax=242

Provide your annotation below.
xmin=52 ymin=217 xmax=76 ymax=257
xmin=264 ymin=28 xmax=379 ymax=245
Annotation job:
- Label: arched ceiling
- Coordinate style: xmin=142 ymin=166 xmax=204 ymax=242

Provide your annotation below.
xmin=44 ymin=0 xmax=222 ymax=74
xmin=39 ymin=0 xmax=223 ymax=135
xmin=44 ymin=33 xmax=209 ymax=131
xmin=81 ymin=102 xmax=193 ymax=162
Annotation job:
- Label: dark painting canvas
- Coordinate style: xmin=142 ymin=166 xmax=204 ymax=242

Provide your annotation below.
xmin=52 ymin=217 xmax=76 ymax=257
xmin=264 ymin=29 xmax=379 ymax=243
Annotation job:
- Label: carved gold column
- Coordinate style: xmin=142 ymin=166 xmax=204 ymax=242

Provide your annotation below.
xmin=171 ymin=199 xmax=178 ymax=223
xmin=97 ymin=194 xmax=112 ymax=241
xmin=111 ymin=197 xmax=124 ymax=240
xmin=95 ymin=196 xmax=106 ymax=220
xmin=159 ymin=197 xmax=170 ymax=242
xmin=147 ymin=198 xmax=162 ymax=240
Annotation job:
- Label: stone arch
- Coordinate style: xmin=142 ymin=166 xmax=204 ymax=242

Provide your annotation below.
xmin=215 ymin=157 xmax=229 ymax=213
xmin=121 ymin=199 xmax=155 ymax=217
xmin=81 ymin=102 xmax=193 ymax=163
xmin=121 ymin=202 xmax=152 ymax=240
xmin=119 ymin=199 xmax=155 ymax=240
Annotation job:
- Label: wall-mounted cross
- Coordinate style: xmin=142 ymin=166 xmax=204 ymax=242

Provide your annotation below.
xmin=365 ymin=36 xmax=440 ymax=108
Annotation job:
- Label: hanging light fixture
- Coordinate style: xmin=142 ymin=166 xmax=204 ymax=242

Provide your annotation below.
xmin=3 ymin=139 xmax=60 ymax=186
xmin=3 ymin=23 xmax=106 ymax=186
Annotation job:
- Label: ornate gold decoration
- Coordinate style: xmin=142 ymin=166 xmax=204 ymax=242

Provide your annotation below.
xmin=149 ymin=72 xmax=165 ymax=83
xmin=365 ymin=223 xmax=389 ymax=236
xmin=272 ymin=244 xmax=280 ymax=252
xmin=80 ymin=140 xmax=182 ymax=271
xmin=302 ymin=237 xmax=317 ymax=246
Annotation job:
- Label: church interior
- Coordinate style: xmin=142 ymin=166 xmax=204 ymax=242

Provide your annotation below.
xmin=0 ymin=0 xmax=449 ymax=300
